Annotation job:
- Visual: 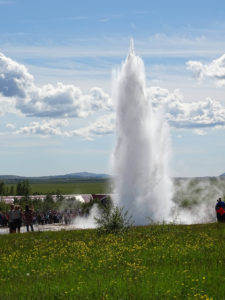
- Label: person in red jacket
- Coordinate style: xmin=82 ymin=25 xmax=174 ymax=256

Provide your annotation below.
xmin=215 ymin=198 xmax=225 ymax=222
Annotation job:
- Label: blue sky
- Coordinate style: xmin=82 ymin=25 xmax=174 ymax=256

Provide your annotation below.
xmin=1 ymin=0 xmax=225 ymax=177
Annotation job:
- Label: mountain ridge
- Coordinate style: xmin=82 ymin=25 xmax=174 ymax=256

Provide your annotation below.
xmin=0 ymin=172 xmax=111 ymax=183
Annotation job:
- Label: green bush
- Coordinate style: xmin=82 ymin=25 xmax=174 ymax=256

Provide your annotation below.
xmin=95 ymin=205 xmax=133 ymax=234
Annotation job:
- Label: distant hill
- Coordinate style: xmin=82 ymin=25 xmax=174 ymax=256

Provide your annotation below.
xmin=0 ymin=172 xmax=111 ymax=183
xmin=220 ymin=173 xmax=225 ymax=177
xmin=52 ymin=172 xmax=110 ymax=179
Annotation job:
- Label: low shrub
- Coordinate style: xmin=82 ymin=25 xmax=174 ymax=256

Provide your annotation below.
xmin=95 ymin=205 xmax=133 ymax=234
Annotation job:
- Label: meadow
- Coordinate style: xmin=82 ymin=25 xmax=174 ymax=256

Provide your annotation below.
xmin=0 ymin=223 xmax=224 ymax=299
xmin=5 ymin=180 xmax=111 ymax=195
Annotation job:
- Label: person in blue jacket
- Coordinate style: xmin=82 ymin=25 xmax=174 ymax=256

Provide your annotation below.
xmin=215 ymin=198 xmax=225 ymax=209
xmin=215 ymin=198 xmax=225 ymax=222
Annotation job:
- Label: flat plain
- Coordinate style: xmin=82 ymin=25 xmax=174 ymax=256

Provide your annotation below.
xmin=5 ymin=180 xmax=111 ymax=195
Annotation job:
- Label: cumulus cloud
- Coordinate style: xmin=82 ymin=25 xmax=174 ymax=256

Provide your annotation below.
xmin=15 ymin=115 xmax=115 ymax=139
xmin=193 ymin=129 xmax=207 ymax=136
xmin=2 ymin=51 xmax=225 ymax=139
xmin=14 ymin=86 xmax=225 ymax=139
xmin=0 ymin=52 xmax=112 ymax=118
xmin=71 ymin=113 xmax=115 ymax=140
xmin=0 ymin=96 xmax=18 ymax=116
xmin=17 ymin=84 xmax=112 ymax=118
xmin=147 ymin=87 xmax=225 ymax=130
xmin=6 ymin=123 xmax=16 ymax=129
xmin=0 ymin=52 xmax=34 ymax=98
xmin=187 ymin=53 xmax=225 ymax=87
xmin=15 ymin=119 xmax=69 ymax=136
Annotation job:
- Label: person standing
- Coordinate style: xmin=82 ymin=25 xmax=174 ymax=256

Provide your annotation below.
xmin=215 ymin=198 xmax=225 ymax=222
xmin=14 ymin=205 xmax=22 ymax=233
xmin=24 ymin=205 xmax=34 ymax=232
xmin=7 ymin=204 xmax=16 ymax=233
xmin=0 ymin=208 xmax=3 ymax=226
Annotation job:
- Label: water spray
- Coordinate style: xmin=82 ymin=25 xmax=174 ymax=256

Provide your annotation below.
xmin=112 ymin=40 xmax=174 ymax=225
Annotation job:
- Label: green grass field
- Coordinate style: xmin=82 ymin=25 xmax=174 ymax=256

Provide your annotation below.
xmin=6 ymin=180 xmax=111 ymax=195
xmin=0 ymin=223 xmax=224 ymax=299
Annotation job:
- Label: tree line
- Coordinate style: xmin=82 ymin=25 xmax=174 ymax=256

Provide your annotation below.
xmin=0 ymin=180 xmax=31 ymax=196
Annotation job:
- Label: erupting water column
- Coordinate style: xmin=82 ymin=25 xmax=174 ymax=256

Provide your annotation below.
xmin=113 ymin=40 xmax=174 ymax=225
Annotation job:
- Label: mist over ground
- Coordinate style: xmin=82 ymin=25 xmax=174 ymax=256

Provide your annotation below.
xmin=172 ymin=176 xmax=225 ymax=224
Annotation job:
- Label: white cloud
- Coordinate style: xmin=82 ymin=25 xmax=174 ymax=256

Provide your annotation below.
xmin=15 ymin=119 xmax=69 ymax=136
xmin=15 ymin=114 xmax=115 ymax=140
xmin=187 ymin=53 xmax=225 ymax=87
xmin=71 ymin=113 xmax=115 ymax=140
xmin=0 ymin=96 xmax=17 ymax=116
xmin=2 ymin=52 xmax=225 ymax=140
xmin=193 ymin=129 xmax=207 ymax=136
xmin=17 ymin=84 xmax=112 ymax=118
xmin=6 ymin=123 xmax=16 ymax=129
xmin=0 ymin=52 xmax=112 ymax=118
xmin=0 ymin=52 xmax=34 ymax=98
xmin=147 ymin=86 xmax=225 ymax=129
xmin=13 ymin=86 xmax=225 ymax=139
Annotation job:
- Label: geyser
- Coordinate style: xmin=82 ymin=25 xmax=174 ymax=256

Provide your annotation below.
xmin=112 ymin=40 xmax=174 ymax=225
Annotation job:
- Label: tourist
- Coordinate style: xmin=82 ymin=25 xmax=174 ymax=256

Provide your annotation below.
xmin=7 ymin=204 xmax=16 ymax=234
xmin=24 ymin=205 xmax=34 ymax=232
xmin=14 ymin=205 xmax=22 ymax=233
xmin=0 ymin=208 xmax=3 ymax=226
xmin=215 ymin=198 xmax=225 ymax=222
xmin=216 ymin=198 xmax=225 ymax=208
xmin=1 ymin=212 xmax=8 ymax=227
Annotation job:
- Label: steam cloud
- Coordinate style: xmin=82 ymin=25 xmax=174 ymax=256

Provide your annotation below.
xmin=172 ymin=177 xmax=225 ymax=224
xmin=72 ymin=204 xmax=99 ymax=229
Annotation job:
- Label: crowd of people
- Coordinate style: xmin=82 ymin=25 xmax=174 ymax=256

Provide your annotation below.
xmin=0 ymin=205 xmax=76 ymax=233
xmin=4 ymin=204 xmax=34 ymax=233
xmin=35 ymin=210 xmax=75 ymax=225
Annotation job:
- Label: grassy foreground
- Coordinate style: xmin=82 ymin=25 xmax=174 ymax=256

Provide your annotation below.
xmin=0 ymin=223 xmax=225 ymax=299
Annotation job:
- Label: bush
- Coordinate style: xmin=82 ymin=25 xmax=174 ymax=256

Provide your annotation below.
xmin=95 ymin=205 xmax=133 ymax=234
